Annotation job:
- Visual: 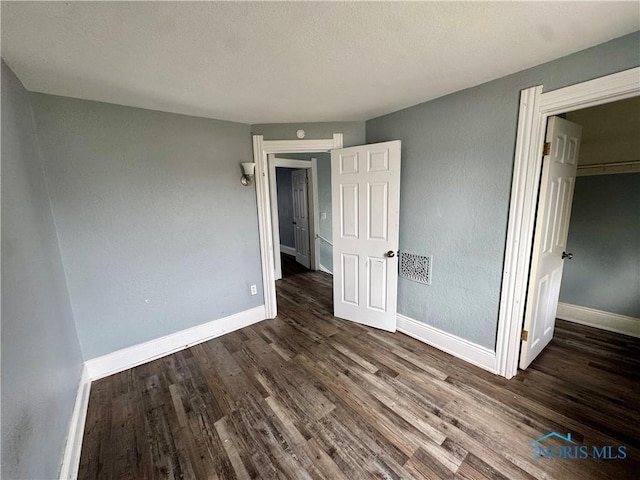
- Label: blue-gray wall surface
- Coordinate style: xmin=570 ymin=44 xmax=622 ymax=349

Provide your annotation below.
xmin=315 ymin=152 xmax=333 ymax=273
xmin=366 ymin=32 xmax=640 ymax=349
xmin=29 ymin=94 xmax=264 ymax=359
xmin=1 ymin=60 xmax=84 ymax=480
xmin=559 ymin=174 xmax=640 ymax=318
xmin=276 ymin=167 xmax=296 ymax=248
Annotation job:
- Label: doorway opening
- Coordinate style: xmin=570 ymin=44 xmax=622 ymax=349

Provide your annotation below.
xmin=252 ymin=134 xmax=343 ymax=319
xmin=254 ymin=135 xmax=403 ymax=333
xmin=269 ymin=153 xmax=333 ymax=281
xmin=275 ymin=166 xmax=311 ymax=275
xmin=555 ymin=100 xmax=640 ymax=339
xmin=495 ymin=67 xmax=640 ymax=378
xmin=520 ymin=97 xmax=640 ymax=369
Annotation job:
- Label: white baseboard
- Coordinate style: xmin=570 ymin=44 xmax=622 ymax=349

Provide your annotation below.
xmin=85 ymin=305 xmax=267 ymax=380
xmin=397 ymin=314 xmax=496 ymax=373
xmin=280 ymin=245 xmax=296 ymax=256
xmin=318 ymin=264 xmax=333 ymax=275
xmin=59 ymin=365 xmax=91 ymax=480
xmin=556 ymin=302 xmax=640 ymax=338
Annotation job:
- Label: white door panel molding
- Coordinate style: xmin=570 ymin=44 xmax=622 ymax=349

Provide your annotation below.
xmin=292 ymin=169 xmax=311 ymax=268
xmin=519 ymin=116 xmax=581 ymax=369
xmin=332 ymin=140 xmax=401 ymax=332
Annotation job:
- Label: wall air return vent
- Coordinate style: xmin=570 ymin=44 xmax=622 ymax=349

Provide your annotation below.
xmin=399 ymin=252 xmax=432 ymax=285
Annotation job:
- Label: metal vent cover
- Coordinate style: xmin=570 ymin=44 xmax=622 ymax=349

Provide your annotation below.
xmin=399 ymin=252 xmax=432 ymax=285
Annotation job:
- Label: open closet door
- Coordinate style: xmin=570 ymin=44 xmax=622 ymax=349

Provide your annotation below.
xmin=331 ymin=141 xmax=401 ymax=332
xmin=520 ymin=116 xmax=581 ymax=369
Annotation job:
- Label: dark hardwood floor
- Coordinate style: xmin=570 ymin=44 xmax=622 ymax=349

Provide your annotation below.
xmin=79 ymin=257 xmax=640 ymax=479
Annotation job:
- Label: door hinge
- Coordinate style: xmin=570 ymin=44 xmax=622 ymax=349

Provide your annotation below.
xmin=521 ymin=330 xmax=529 ymax=341
xmin=542 ymin=142 xmax=551 ymax=156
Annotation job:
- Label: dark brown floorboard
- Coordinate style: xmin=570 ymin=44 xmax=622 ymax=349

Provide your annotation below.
xmin=79 ymin=257 xmax=640 ymax=479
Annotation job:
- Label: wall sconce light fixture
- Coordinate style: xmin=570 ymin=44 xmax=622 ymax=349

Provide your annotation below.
xmin=240 ymin=162 xmax=256 ymax=186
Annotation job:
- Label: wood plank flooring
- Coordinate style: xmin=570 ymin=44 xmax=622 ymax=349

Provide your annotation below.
xmin=79 ymin=256 xmax=640 ymax=479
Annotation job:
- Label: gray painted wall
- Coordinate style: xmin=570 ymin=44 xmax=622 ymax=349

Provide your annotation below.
xmin=1 ymin=60 xmax=83 ymax=480
xmin=559 ymin=174 xmax=640 ymax=318
xmin=29 ymin=93 xmax=264 ymax=360
xmin=251 ymin=121 xmax=365 ymax=147
xmin=276 ymin=168 xmax=295 ymax=248
xmin=366 ymin=32 xmax=640 ymax=349
xmin=316 ymin=153 xmax=333 ymax=273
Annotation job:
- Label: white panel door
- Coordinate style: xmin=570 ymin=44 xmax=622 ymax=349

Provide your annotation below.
xmin=520 ymin=116 xmax=581 ymax=369
xmin=331 ymin=141 xmax=401 ymax=332
xmin=292 ymin=169 xmax=311 ymax=269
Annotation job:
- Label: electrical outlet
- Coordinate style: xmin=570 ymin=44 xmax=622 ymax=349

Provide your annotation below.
xmin=320 ymin=212 xmax=327 ymax=220
xmin=250 ymin=284 xmax=257 ymax=295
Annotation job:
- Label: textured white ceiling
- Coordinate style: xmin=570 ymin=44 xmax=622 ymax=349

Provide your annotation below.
xmin=2 ymin=2 xmax=638 ymax=124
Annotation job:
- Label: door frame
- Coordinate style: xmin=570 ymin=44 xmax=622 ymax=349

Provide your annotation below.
xmin=495 ymin=67 xmax=640 ymax=379
xmin=269 ymin=157 xmax=319 ymax=280
xmin=253 ymin=134 xmax=344 ymax=319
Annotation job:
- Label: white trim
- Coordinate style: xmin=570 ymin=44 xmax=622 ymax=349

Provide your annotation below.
xmin=254 ymin=136 xmax=278 ymax=319
xmin=280 ymin=244 xmax=296 ymax=256
xmin=269 ymin=154 xmax=283 ymax=280
xmin=311 ymin=157 xmax=320 ymax=272
xmin=273 ymin=158 xmax=313 ymax=169
xmin=539 ymin=68 xmax=640 ymax=114
xmin=261 ymin=136 xmax=341 ymax=153
xmin=397 ymin=314 xmax=496 ymax=373
xmin=254 ymin=134 xmax=343 ymax=319
xmin=557 ymin=303 xmax=640 ymax=338
xmin=317 ymin=234 xmax=333 ymax=246
xmin=59 ymin=365 xmax=91 ymax=480
xmin=495 ymin=67 xmax=640 ymax=379
xmin=577 ymin=161 xmax=640 ymax=176
xmin=495 ymin=85 xmax=544 ymax=379
xmin=85 ymin=306 xmax=266 ymax=380
xmin=318 ymin=264 xmax=333 ymax=275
